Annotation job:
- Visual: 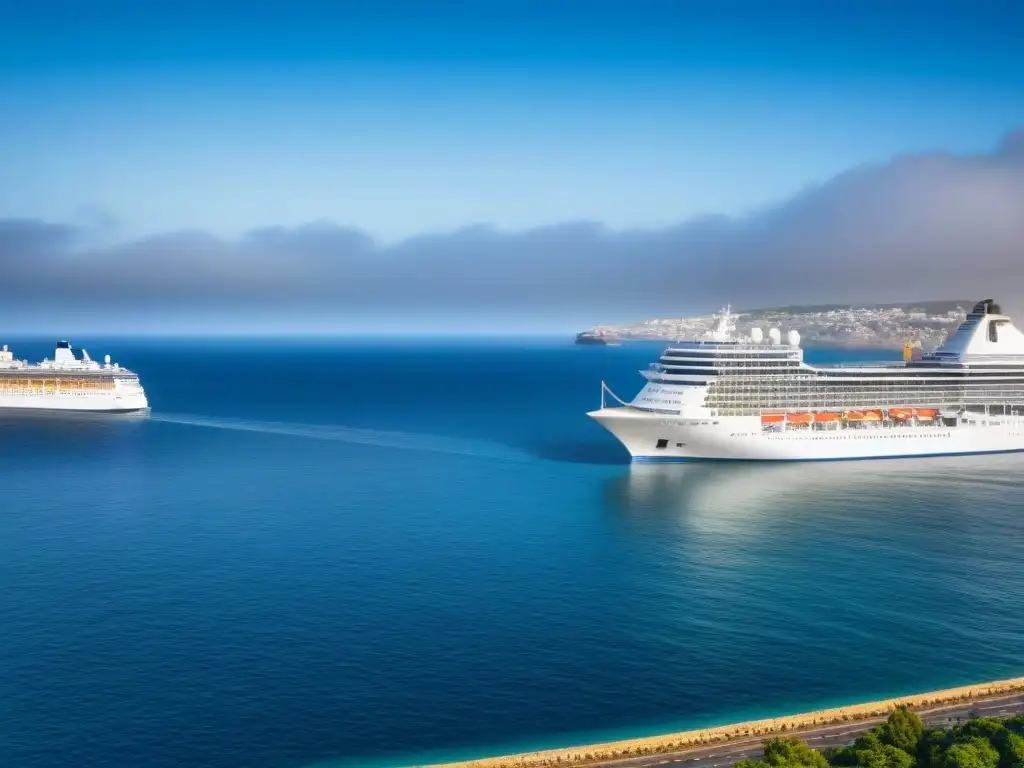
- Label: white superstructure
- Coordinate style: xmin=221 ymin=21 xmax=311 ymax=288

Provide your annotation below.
xmin=0 ymin=341 xmax=148 ymax=413
xmin=589 ymin=299 xmax=1024 ymax=461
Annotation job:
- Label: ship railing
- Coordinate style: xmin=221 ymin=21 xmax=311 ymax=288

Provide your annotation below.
xmin=600 ymin=381 xmax=632 ymax=409
xmin=817 ymin=361 xmax=904 ymax=369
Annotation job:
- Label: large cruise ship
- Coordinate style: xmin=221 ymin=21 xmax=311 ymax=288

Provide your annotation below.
xmin=0 ymin=341 xmax=149 ymax=413
xmin=589 ymin=299 xmax=1024 ymax=461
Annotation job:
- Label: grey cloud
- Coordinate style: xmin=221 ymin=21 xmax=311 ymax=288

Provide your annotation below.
xmin=1 ymin=129 xmax=1023 ymax=331
xmin=0 ymin=219 xmax=78 ymax=262
xmin=998 ymin=129 xmax=1024 ymax=159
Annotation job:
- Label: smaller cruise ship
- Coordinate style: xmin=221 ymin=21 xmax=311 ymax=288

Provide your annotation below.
xmin=0 ymin=341 xmax=149 ymax=413
xmin=576 ymin=330 xmax=621 ymax=346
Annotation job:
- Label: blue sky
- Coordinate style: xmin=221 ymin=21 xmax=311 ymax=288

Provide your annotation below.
xmin=2 ymin=1 xmax=1022 ymax=241
xmin=0 ymin=1 xmax=1023 ymax=333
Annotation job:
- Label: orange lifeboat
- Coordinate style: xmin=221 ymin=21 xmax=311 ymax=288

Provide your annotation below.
xmin=863 ymin=410 xmax=883 ymax=422
xmin=916 ymin=408 xmax=938 ymax=419
xmin=814 ymin=412 xmax=842 ymax=423
xmin=761 ymin=413 xmax=785 ymax=424
xmin=889 ymin=408 xmax=912 ymax=420
xmin=787 ymin=412 xmax=813 ymax=424
xmin=845 ymin=411 xmax=866 ymax=421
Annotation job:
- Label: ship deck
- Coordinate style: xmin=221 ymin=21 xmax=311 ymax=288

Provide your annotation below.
xmin=0 ymin=367 xmax=137 ymax=378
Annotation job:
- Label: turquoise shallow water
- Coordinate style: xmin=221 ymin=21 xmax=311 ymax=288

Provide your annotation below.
xmin=1 ymin=339 xmax=1022 ymax=768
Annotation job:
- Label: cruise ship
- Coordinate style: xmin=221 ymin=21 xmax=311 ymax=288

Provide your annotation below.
xmin=589 ymin=299 xmax=1024 ymax=461
xmin=0 ymin=341 xmax=149 ymax=413
xmin=576 ymin=329 xmax=621 ymax=346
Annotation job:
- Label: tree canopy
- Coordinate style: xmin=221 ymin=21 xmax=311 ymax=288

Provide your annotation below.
xmin=737 ymin=709 xmax=1024 ymax=768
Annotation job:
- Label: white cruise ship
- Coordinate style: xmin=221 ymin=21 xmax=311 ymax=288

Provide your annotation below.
xmin=0 ymin=341 xmax=149 ymax=413
xmin=589 ymin=299 xmax=1024 ymax=461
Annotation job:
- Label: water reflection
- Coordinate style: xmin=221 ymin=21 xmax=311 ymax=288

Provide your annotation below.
xmin=0 ymin=409 xmax=150 ymax=456
xmin=599 ymin=454 xmax=1024 ymax=669
xmin=604 ymin=454 xmax=1024 ymax=536
xmin=0 ymin=409 xmax=150 ymax=426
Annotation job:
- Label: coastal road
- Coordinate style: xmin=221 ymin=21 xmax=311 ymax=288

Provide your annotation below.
xmin=589 ymin=692 xmax=1024 ymax=768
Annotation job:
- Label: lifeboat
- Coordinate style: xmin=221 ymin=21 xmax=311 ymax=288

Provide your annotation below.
xmin=814 ymin=412 xmax=842 ymax=423
xmin=863 ymin=410 xmax=883 ymax=422
xmin=761 ymin=413 xmax=785 ymax=424
xmin=787 ymin=412 xmax=813 ymax=424
xmin=845 ymin=411 xmax=866 ymax=421
xmin=890 ymin=407 xmax=938 ymax=420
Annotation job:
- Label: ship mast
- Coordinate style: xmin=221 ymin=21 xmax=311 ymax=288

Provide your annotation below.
xmin=710 ymin=304 xmax=736 ymax=342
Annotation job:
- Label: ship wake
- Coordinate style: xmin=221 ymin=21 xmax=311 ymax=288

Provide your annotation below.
xmin=150 ymin=412 xmax=531 ymax=462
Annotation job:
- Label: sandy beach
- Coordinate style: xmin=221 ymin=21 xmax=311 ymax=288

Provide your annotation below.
xmin=418 ymin=677 xmax=1024 ymax=768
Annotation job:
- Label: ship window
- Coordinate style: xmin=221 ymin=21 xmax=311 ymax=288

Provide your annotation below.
xmin=656 ymin=439 xmax=669 ymax=449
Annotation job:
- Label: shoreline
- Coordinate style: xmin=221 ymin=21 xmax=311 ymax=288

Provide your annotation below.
xmin=416 ymin=677 xmax=1024 ymax=768
xmin=609 ymin=337 xmax=907 ymax=350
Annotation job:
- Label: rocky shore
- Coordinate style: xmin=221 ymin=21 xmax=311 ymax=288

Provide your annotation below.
xmin=417 ymin=677 xmax=1024 ymax=768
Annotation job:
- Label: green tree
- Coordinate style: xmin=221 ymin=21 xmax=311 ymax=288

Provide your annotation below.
xmin=843 ymin=730 xmax=915 ymax=768
xmin=764 ymin=737 xmax=832 ymax=768
xmin=943 ymin=738 xmax=1000 ymax=768
xmin=855 ymin=733 xmax=887 ymax=753
xmin=737 ymin=738 xmax=831 ymax=768
xmin=958 ymin=721 xmax=1008 ymax=746
xmin=1003 ymin=718 xmax=1024 ymax=737
xmin=741 ymin=717 xmax=1020 ymax=768
xmin=828 ymin=745 xmax=860 ymax=767
xmin=917 ymin=728 xmax=954 ymax=768
xmin=995 ymin=731 xmax=1024 ymax=768
xmin=861 ymin=744 xmax=915 ymax=768
xmin=881 ymin=708 xmax=925 ymax=755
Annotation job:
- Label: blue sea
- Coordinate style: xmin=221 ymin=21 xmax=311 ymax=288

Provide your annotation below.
xmin=2 ymin=339 xmax=1024 ymax=768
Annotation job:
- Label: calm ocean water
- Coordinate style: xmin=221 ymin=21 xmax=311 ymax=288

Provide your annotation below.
xmin=2 ymin=339 xmax=1023 ymax=768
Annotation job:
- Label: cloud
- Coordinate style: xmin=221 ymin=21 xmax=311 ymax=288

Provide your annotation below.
xmin=1 ymin=130 xmax=1023 ymax=332
xmin=0 ymin=219 xmax=78 ymax=261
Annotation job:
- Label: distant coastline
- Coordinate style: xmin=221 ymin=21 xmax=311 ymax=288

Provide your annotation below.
xmin=609 ymin=337 xmax=908 ymax=350
xmin=418 ymin=677 xmax=1024 ymax=768
xmin=579 ymin=300 xmax=971 ymax=350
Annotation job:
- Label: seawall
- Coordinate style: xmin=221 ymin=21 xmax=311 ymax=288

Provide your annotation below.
xmin=417 ymin=677 xmax=1024 ymax=768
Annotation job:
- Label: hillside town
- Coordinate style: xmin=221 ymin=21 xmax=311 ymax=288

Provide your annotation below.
xmin=585 ymin=301 xmax=971 ymax=349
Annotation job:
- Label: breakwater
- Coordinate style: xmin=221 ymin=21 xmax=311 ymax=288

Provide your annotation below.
xmin=418 ymin=677 xmax=1024 ymax=768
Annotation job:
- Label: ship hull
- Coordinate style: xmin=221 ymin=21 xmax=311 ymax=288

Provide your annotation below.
xmin=589 ymin=407 xmax=1024 ymax=461
xmin=0 ymin=393 xmax=149 ymax=413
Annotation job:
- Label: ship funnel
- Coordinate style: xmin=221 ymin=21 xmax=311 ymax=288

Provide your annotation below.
xmin=104 ymin=354 xmax=112 ymax=368
xmin=787 ymin=330 xmax=801 ymax=347
xmin=54 ymin=341 xmax=76 ymax=364
xmin=750 ymin=327 xmax=764 ymax=343
xmin=768 ymin=328 xmax=782 ymax=345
